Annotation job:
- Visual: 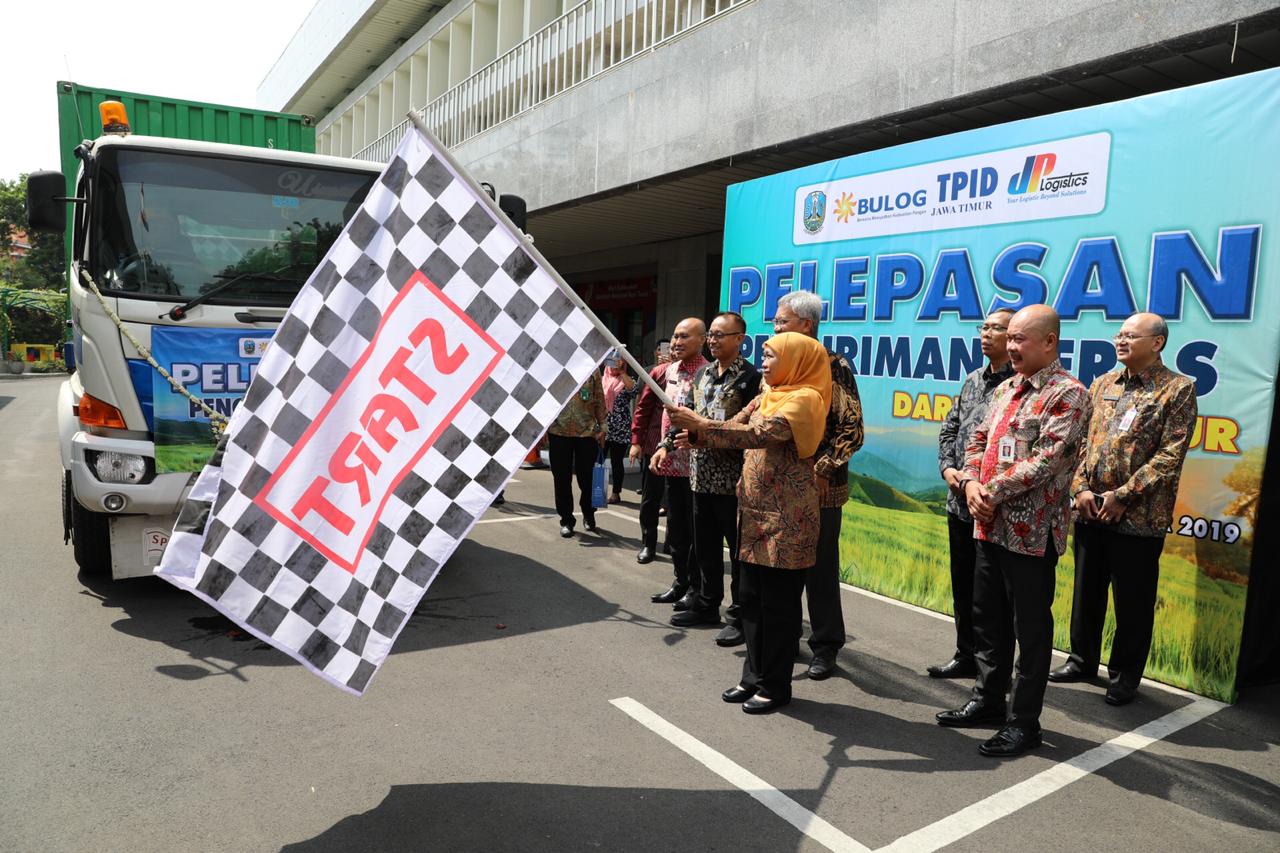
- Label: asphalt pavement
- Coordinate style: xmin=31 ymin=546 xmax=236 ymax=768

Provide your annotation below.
xmin=2 ymin=375 xmax=1278 ymax=852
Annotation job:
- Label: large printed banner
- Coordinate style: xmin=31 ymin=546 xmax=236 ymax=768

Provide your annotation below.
xmin=723 ymin=68 xmax=1280 ymax=701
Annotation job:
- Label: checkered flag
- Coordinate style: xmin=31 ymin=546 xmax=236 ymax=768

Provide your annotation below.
xmin=156 ymin=122 xmax=611 ymax=695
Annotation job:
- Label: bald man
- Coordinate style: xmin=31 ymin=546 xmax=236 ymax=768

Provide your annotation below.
xmin=936 ymin=305 xmax=1091 ymax=758
xmin=633 ymin=318 xmax=708 ymax=605
xmin=1050 ymin=312 xmax=1197 ymax=705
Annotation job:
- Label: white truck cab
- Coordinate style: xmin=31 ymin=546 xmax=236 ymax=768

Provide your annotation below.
xmin=29 ymin=119 xmax=383 ymax=578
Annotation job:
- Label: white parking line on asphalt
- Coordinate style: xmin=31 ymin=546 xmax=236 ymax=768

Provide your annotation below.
xmin=876 ymin=696 xmax=1225 ymax=853
xmin=610 ymin=697 xmax=872 ymax=853
xmin=599 ymin=502 xmax=1229 ymax=850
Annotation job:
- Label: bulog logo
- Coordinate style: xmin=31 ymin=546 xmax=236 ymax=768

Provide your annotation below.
xmin=258 ymin=272 xmax=505 ymax=571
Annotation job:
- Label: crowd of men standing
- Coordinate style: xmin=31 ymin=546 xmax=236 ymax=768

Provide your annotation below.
xmin=544 ymin=294 xmax=1197 ymax=758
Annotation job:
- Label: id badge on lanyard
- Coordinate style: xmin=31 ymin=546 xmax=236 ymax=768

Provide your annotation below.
xmin=998 ymin=435 xmax=1016 ymax=464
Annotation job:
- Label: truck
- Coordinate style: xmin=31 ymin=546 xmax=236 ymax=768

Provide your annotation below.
xmin=27 ymin=82 xmax=385 ymax=579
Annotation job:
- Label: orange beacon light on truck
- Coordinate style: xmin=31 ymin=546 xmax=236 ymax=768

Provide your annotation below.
xmin=99 ymin=101 xmax=130 ymax=134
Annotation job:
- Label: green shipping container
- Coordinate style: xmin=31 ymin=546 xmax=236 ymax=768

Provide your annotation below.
xmin=55 ymin=80 xmax=317 ymax=280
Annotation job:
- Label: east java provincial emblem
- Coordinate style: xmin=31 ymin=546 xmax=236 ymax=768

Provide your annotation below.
xmin=802 ymin=190 xmax=827 ymax=234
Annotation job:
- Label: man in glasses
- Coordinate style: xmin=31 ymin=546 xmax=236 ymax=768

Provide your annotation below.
xmin=1049 ymin=312 xmax=1197 ymax=706
xmin=771 ymin=290 xmax=864 ymax=680
xmin=929 ymin=307 xmax=1015 ymax=679
xmin=662 ymin=311 xmax=761 ymax=634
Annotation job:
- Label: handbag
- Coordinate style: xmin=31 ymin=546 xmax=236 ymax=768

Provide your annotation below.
xmin=590 ymin=449 xmax=610 ymax=509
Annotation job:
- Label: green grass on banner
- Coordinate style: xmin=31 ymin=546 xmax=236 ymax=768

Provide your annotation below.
xmin=840 ymin=501 xmax=1246 ymax=702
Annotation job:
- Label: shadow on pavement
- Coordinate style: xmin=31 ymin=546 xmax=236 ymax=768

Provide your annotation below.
xmin=281 ymin=781 xmax=806 ymax=853
xmin=1095 ymin=748 xmax=1280 ymax=834
xmin=78 ymin=538 xmax=624 ymax=684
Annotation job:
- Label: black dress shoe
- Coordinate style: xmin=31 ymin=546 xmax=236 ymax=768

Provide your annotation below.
xmin=806 ymin=655 xmax=838 ymax=681
xmin=584 ymin=515 xmax=598 ymax=532
xmin=672 ymin=590 xmax=698 ymax=612
xmin=936 ymin=699 xmax=1008 ymax=728
xmin=650 ymin=583 xmax=688 ymax=604
xmin=1105 ymin=685 xmax=1136 ymax=706
xmin=715 ymin=624 xmax=745 ymax=647
xmin=743 ymin=694 xmax=789 ymax=714
xmin=559 ymin=525 xmax=574 ymax=538
xmin=636 ymin=546 xmax=655 ymax=564
xmin=662 ymin=543 xmax=673 ymax=555
xmin=671 ymin=608 xmax=720 ymax=627
xmin=1048 ymin=660 xmax=1092 ymax=683
xmin=722 ymin=684 xmax=756 ymax=703
xmin=492 ymin=492 xmax=505 ymax=506
xmin=927 ymin=657 xmax=978 ymax=679
xmin=978 ymin=724 xmax=1042 ymax=757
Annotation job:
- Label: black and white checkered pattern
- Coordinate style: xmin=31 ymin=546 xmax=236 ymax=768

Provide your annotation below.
xmin=156 ymin=126 xmax=610 ymax=695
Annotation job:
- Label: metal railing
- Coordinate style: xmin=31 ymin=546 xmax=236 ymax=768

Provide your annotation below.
xmin=352 ymin=0 xmax=752 ymax=161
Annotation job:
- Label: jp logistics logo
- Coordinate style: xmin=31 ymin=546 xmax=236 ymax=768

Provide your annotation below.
xmin=1008 ymin=152 xmax=1090 ymax=195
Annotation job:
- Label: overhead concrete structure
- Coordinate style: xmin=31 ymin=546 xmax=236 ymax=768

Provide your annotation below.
xmin=263 ymin=0 xmax=1280 ymax=352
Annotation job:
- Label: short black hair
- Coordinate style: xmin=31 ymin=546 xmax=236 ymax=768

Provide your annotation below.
xmin=713 ymin=311 xmax=747 ymax=333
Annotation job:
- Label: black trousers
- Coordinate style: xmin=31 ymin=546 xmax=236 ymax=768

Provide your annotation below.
xmin=638 ymin=463 xmax=665 ymax=547
xmin=739 ymin=561 xmax=809 ymax=701
xmin=801 ymin=506 xmax=847 ymax=658
xmin=971 ymin=540 xmax=1058 ymax=728
xmin=692 ymin=492 xmax=739 ymax=613
xmin=1067 ymin=522 xmax=1166 ymax=689
xmin=548 ymin=434 xmax=597 ymax=528
xmin=606 ymin=441 xmax=628 ymax=495
xmin=947 ymin=512 xmax=978 ymax=662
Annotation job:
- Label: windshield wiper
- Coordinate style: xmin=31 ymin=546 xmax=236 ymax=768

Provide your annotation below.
xmin=162 ymin=265 xmax=305 ymax=321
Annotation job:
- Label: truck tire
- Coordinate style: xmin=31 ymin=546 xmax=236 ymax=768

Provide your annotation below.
xmin=66 ymin=472 xmax=111 ymax=575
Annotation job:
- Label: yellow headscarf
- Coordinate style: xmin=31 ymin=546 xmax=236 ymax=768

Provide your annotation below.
xmin=758 ymin=332 xmax=832 ymax=459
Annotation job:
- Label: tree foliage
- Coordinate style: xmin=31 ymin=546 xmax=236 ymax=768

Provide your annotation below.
xmin=1 ymin=174 xmax=67 ymax=291
xmin=1 ymin=175 xmax=68 ymax=345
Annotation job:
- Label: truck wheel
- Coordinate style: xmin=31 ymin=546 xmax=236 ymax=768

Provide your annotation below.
xmin=66 ymin=473 xmax=111 ymax=575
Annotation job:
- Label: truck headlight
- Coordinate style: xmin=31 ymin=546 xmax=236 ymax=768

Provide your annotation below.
xmin=86 ymin=451 xmax=150 ymax=484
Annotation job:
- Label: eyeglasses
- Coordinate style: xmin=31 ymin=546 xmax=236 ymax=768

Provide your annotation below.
xmin=706 ymin=331 xmax=744 ymax=340
xmin=976 ymin=323 xmax=1008 ymax=333
xmin=1113 ymin=333 xmax=1160 ymax=343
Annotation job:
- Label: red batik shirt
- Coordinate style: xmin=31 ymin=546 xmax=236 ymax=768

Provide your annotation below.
xmin=963 ymin=360 xmax=1091 ymax=557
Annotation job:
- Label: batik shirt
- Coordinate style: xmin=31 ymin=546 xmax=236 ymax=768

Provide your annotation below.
xmin=653 ymin=355 xmax=709 ymax=478
xmin=814 ymin=352 xmax=865 ymax=508
xmin=662 ymin=355 xmax=760 ymax=495
xmin=962 ymin=360 xmax=1091 ymax=557
xmin=937 ymin=361 xmax=1016 ymax=521
xmin=548 ymin=372 xmax=607 ymax=438
xmin=1071 ymin=361 xmax=1198 ymax=538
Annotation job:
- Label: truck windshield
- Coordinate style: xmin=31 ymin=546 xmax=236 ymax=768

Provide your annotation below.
xmin=92 ymin=147 xmax=377 ymax=306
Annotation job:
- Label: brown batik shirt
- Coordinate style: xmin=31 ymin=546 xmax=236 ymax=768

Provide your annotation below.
xmin=813 ymin=351 xmax=864 ymax=508
xmin=699 ymin=400 xmax=820 ymax=569
xmin=1072 ymin=361 xmax=1198 ymax=538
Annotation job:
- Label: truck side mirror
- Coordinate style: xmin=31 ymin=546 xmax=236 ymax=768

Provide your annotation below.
xmin=26 ymin=171 xmax=67 ymax=234
xmin=499 ymin=194 xmax=527 ymax=233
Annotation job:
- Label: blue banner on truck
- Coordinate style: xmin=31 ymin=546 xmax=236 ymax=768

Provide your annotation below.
xmin=151 ymin=327 xmax=273 ymax=473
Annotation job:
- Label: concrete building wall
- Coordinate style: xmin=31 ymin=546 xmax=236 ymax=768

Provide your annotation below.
xmin=449 ymin=0 xmax=1277 ymax=211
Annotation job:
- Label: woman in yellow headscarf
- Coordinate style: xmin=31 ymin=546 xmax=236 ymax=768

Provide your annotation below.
xmin=667 ymin=332 xmax=831 ymax=713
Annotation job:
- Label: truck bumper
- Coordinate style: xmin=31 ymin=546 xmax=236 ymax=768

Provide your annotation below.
xmin=110 ymin=515 xmax=179 ymax=579
xmin=68 ymin=432 xmax=193 ymax=580
xmin=68 ymin=432 xmax=192 ymax=516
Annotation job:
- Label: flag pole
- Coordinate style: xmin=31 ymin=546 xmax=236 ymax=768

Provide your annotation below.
xmin=405 ymin=111 xmax=675 ymax=408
